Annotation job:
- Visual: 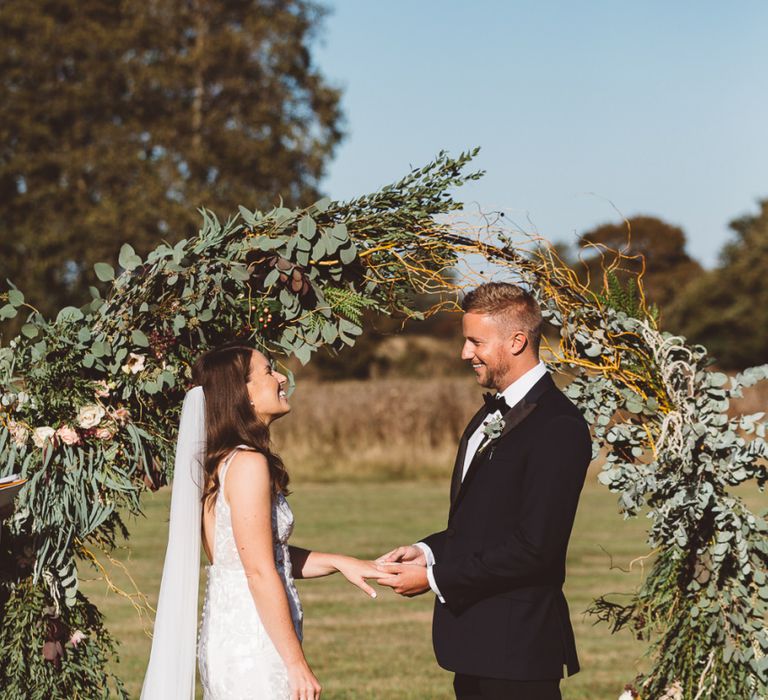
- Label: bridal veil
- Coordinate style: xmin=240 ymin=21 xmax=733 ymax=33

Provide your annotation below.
xmin=141 ymin=386 xmax=205 ymax=699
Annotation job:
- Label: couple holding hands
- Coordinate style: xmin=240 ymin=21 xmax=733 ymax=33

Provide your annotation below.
xmin=142 ymin=282 xmax=591 ymax=700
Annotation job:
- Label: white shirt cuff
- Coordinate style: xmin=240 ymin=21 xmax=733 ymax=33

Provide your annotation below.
xmin=414 ymin=542 xmax=435 ymax=566
xmin=426 ymin=564 xmax=445 ymax=603
xmin=415 ymin=542 xmax=445 ymax=603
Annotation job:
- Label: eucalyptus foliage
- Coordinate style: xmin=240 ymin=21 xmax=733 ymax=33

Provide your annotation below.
xmin=0 ymin=150 xmax=481 ymax=696
xmin=537 ymin=271 xmax=768 ymax=699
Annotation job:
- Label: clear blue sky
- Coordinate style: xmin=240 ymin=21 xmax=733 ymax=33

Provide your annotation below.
xmin=315 ymin=1 xmax=768 ymax=268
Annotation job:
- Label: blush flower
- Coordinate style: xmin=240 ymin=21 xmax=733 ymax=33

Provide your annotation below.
xmin=111 ymin=407 xmax=130 ymax=425
xmin=8 ymin=420 xmax=29 ymax=447
xmin=32 ymin=426 xmax=55 ymax=448
xmin=69 ymin=630 xmax=86 ymax=647
xmin=122 ymin=353 xmax=146 ymax=375
xmin=77 ymin=404 xmax=105 ymax=429
xmin=94 ymin=427 xmax=113 ymax=440
xmin=55 ymin=425 xmax=80 ymax=446
xmin=94 ymin=380 xmax=110 ymax=398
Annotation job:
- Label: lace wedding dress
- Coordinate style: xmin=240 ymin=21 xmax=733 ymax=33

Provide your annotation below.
xmin=198 ymin=447 xmax=303 ymax=699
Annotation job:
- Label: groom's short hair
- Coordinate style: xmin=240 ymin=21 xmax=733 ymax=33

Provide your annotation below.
xmin=462 ymin=283 xmax=543 ymax=354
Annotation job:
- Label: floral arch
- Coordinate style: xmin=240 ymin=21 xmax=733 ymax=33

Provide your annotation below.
xmin=0 ymin=150 xmax=765 ymax=699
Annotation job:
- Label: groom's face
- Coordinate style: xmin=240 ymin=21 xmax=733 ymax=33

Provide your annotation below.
xmin=461 ymin=312 xmax=516 ymax=390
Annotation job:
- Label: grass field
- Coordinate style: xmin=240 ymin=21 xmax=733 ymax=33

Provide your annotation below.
xmin=79 ymin=474 xmax=767 ymax=699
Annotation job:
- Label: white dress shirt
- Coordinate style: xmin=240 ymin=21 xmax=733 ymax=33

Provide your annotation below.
xmin=416 ymin=361 xmax=549 ymax=602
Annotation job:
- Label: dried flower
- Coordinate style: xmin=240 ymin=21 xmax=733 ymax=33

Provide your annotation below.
xmin=658 ymin=681 xmax=682 ymax=700
xmin=122 ymin=352 xmax=146 ymax=375
xmin=7 ymin=420 xmax=29 ymax=447
xmin=94 ymin=427 xmax=113 ymax=440
xmin=55 ymin=425 xmax=80 ymax=446
xmin=77 ymin=404 xmax=105 ymax=429
xmin=32 ymin=426 xmax=55 ymax=448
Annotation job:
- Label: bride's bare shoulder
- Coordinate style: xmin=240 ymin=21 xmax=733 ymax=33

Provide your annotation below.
xmin=224 ymin=449 xmax=270 ymax=492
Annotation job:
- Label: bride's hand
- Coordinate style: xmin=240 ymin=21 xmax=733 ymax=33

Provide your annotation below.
xmin=376 ymin=544 xmax=426 ymax=566
xmin=286 ymin=658 xmax=322 ymax=700
xmin=335 ymin=556 xmax=381 ymax=599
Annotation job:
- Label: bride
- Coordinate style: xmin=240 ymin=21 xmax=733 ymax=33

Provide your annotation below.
xmin=141 ymin=342 xmax=381 ymax=699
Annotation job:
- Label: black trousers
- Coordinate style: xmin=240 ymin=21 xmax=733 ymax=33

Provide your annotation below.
xmin=454 ymin=673 xmax=561 ymax=700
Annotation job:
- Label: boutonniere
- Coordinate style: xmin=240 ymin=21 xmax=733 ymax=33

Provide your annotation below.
xmin=478 ymin=413 xmax=506 ymax=454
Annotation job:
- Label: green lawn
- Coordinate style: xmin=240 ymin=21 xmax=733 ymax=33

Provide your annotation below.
xmin=81 ymin=476 xmax=766 ymax=699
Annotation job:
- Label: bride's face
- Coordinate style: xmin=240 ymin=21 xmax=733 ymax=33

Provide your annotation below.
xmin=246 ymin=351 xmax=290 ymax=425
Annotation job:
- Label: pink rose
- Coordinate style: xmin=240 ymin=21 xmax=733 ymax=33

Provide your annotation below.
xmin=111 ymin=407 xmax=130 ymax=425
xmin=94 ymin=427 xmax=113 ymax=440
xmin=69 ymin=630 xmax=86 ymax=647
xmin=55 ymin=425 xmax=80 ymax=446
xmin=94 ymin=381 xmax=110 ymax=398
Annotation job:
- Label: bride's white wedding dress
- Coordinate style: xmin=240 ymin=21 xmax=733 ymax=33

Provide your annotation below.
xmin=198 ymin=446 xmax=304 ymax=699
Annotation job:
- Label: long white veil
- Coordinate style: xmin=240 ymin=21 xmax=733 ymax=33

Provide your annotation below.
xmin=141 ymin=386 xmax=205 ymax=699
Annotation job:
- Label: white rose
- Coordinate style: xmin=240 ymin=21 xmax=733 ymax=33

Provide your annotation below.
xmin=122 ymin=353 xmax=146 ymax=375
xmin=77 ymin=404 xmax=105 ymax=429
xmin=32 ymin=426 xmax=55 ymax=448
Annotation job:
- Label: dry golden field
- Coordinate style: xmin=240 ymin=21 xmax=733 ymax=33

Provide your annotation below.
xmin=271 ymin=372 xmax=768 ymax=482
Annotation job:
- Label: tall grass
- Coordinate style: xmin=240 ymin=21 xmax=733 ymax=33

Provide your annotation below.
xmin=273 ymin=373 xmax=768 ymax=482
xmin=271 ymin=376 xmax=483 ymax=481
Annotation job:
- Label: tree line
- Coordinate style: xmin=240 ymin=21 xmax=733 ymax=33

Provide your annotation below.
xmin=1 ymin=1 xmax=765 ymax=370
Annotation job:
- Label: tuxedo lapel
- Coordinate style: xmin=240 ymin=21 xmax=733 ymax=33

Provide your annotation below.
xmin=448 ymin=373 xmax=555 ymax=517
xmin=450 ymin=405 xmax=488 ymax=505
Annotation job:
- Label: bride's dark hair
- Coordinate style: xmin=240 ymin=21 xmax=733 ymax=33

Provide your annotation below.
xmin=192 ymin=342 xmax=290 ymax=510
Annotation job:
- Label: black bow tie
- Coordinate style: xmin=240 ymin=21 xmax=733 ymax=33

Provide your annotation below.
xmin=483 ymin=392 xmax=508 ymax=415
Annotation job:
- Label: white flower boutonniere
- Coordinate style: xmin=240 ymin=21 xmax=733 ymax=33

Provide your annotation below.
xmin=478 ymin=413 xmax=506 ymax=454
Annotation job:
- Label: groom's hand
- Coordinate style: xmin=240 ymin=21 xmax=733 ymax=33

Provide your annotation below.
xmin=375 ymin=562 xmax=430 ymax=597
xmin=375 ymin=545 xmax=426 ymax=566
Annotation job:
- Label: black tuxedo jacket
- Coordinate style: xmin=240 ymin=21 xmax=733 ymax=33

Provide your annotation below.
xmin=421 ymin=373 xmax=591 ymax=681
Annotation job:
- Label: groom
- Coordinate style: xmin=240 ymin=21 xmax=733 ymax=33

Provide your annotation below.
xmin=376 ymin=283 xmax=591 ymax=700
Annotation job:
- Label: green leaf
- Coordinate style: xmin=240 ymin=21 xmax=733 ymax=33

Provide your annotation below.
xmin=8 ymin=289 xmax=24 ymax=306
xmin=0 ymin=304 xmax=17 ymax=320
xmin=312 ymin=237 xmax=327 ymax=259
xmin=313 ymin=196 xmax=331 ymax=212
xmin=173 ymin=314 xmax=186 ymax=333
xmin=91 ymin=341 xmax=109 ymax=358
xmin=21 ymin=324 xmax=38 ymax=338
xmin=248 ymin=236 xmax=285 ymax=252
xmin=329 ymin=223 xmax=349 ymax=243
xmin=82 ymin=353 xmax=96 ymax=368
xmin=339 ymin=318 xmax=363 ymax=337
xmin=56 ymin=306 xmax=84 ymax=323
xmin=118 ymin=243 xmax=142 ymax=271
xmin=238 ymin=205 xmax=257 ymax=227
xmin=230 ymin=264 xmax=251 ymax=281
xmin=339 ymin=243 xmax=357 ymax=265
xmin=198 ymin=308 xmax=213 ymax=322
xmin=132 ymin=330 xmax=149 ymax=347
xmin=263 ymin=268 xmax=280 ymax=288
xmin=94 ymin=262 xmax=115 ymax=281
xmin=293 ymin=341 xmax=312 ymax=365
xmin=320 ymin=323 xmax=338 ymax=344
xmin=298 ymin=215 xmax=317 ymax=240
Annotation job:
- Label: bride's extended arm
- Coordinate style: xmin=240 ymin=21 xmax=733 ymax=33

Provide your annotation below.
xmin=227 ymin=452 xmax=321 ymax=699
xmin=289 ymin=546 xmax=380 ymax=598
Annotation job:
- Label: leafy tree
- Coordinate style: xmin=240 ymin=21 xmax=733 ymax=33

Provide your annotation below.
xmin=666 ymin=199 xmax=768 ymax=369
xmin=0 ymin=0 xmax=342 ymax=327
xmin=574 ymin=216 xmax=702 ymax=311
